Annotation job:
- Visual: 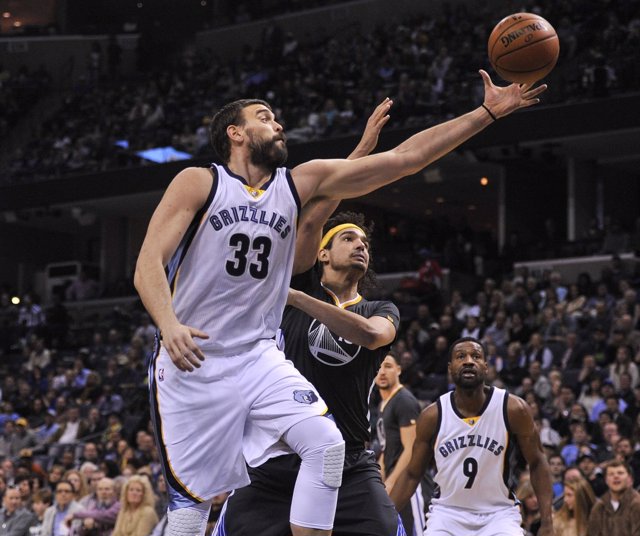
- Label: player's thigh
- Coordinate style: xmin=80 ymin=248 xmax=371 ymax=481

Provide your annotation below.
xmin=333 ymin=453 xmax=400 ymax=536
xmin=476 ymin=507 xmax=524 ymax=536
xmin=151 ymin=349 xmax=249 ymax=500
xmin=241 ymin=342 xmax=330 ymax=466
xmin=424 ymin=506 xmax=462 ymax=536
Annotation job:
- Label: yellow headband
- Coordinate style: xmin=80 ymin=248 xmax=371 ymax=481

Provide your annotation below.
xmin=319 ymin=224 xmax=366 ymax=251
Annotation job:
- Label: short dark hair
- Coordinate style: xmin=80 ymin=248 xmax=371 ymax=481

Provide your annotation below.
xmin=448 ymin=337 xmax=487 ymax=362
xmin=384 ymin=349 xmax=400 ymax=365
xmin=209 ymin=99 xmax=270 ymax=163
xmin=604 ymin=459 xmax=632 ymax=477
xmin=32 ymin=488 xmax=53 ymax=506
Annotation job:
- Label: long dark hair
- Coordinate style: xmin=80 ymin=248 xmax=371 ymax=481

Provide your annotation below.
xmin=318 ymin=211 xmax=377 ymax=292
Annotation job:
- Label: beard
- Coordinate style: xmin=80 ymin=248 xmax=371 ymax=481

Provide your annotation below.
xmin=247 ymin=132 xmax=288 ymax=170
xmin=454 ymin=369 xmax=486 ymax=389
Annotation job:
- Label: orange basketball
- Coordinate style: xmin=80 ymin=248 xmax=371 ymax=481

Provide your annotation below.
xmin=488 ymin=13 xmax=560 ymax=85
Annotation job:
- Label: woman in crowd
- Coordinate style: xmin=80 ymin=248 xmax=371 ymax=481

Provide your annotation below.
xmin=111 ymin=475 xmax=158 ymax=536
xmin=63 ymin=469 xmax=89 ymax=502
xmin=552 ymin=477 xmax=596 ymax=536
xmin=517 ymin=478 xmax=541 ymax=535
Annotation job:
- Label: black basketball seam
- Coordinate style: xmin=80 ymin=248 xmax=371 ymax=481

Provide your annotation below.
xmin=495 ymin=34 xmax=559 ymax=62
xmin=489 ymin=15 xmax=550 ymax=59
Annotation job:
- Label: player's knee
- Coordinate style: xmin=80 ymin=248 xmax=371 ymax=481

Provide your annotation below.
xmin=285 ymin=416 xmax=345 ymax=488
xmin=166 ymin=502 xmax=210 ymax=536
xmin=321 ymin=441 xmax=345 ymax=488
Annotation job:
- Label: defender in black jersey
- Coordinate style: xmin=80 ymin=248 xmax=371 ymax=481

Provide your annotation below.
xmin=376 ymin=352 xmax=424 ymax=535
xmin=216 ymin=212 xmax=405 ymax=536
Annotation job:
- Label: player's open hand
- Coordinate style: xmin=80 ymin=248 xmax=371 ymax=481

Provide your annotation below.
xmin=161 ymin=322 xmax=209 ymax=372
xmin=349 ymin=97 xmax=393 ymax=158
xmin=479 ymin=69 xmax=547 ymax=119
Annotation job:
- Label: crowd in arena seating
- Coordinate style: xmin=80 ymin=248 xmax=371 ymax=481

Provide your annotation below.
xmin=2 ymin=0 xmax=640 ymax=186
xmin=0 ymin=63 xmax=53 ymax=142
xmin=0 ymin=250 xmax=639 ymax=534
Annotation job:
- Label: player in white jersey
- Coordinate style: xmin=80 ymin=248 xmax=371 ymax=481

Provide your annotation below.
xmin=134 ymin=73 xmax=547 ymax=536
xmin=390 ymin=338 xmax=555 ymax=536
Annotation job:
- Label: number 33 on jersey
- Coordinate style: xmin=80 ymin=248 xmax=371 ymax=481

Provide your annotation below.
xmin=167 ymin=164 xmax=300 ymax=355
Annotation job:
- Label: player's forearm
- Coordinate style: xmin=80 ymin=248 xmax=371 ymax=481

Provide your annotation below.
xmin=288 ymin=289 xmax=383 ymax=349
xmin=320 ymin=107 xmax=493 ymax=201
xmin=134 ymin=255 xmax=179 ymax=333
xmin=388 ymin=472 xmax=420 ymax=512
xmin=392 ymin=107 xmax=492 ymax=175
xmin=293 ymin=198 xmax=340 ymax=275
xmin=386 ymin=450 xmax=413 ymax=490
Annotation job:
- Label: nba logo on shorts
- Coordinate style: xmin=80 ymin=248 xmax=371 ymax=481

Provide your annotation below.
xmin=293 ymin=390 xmax=318 ymax=404
xmin=158 ymin=368 xmax=164 ymax=382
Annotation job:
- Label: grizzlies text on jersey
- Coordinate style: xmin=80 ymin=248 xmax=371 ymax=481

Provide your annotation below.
xmin=167 ymin=163 xmax=300 ymax=354
xmin=432 ymin=386 xmax=518 ymax=512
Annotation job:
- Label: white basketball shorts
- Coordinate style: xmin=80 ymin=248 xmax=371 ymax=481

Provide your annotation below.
xmin=424 ymin=504 xmax=524 ymax=536
xmin=149 ymin=338 xmax=329 ymax=506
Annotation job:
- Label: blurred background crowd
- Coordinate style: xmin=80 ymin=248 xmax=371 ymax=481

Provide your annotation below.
xmin=1 ymin=0 xmax=640 ymax=534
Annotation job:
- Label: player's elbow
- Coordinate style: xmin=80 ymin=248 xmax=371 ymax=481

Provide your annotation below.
xmin=360 ymin=326 xmax=387 ymax=350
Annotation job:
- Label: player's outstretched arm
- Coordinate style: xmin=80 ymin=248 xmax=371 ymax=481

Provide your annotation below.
xmin=287 ymin=289 xmax=396 ymax=350
xmin=384 ymin=422 xmax=417 ymax=493
xmin=292 ymin=71 xmax=546 ymax=204
xmin=134 ymin=167 xmax=211 ymax=372
xmin=389 ymin=403 xmax=438 ymax=511
xmin=508 ymin=395 xmax=555 ymax=536
xmin=293 ymin=98 xmax=392 ymax=274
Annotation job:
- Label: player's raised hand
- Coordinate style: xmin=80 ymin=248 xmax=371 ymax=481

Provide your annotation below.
xmin=348 ymin=97 xmax=393 ymax=159
xmin=161 ymin=322 xmax=208 ymax=372
xmin=479 ymin=69 xmax=547 ymax=119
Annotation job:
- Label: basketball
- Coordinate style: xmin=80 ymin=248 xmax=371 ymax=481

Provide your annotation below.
xmin=488 ymin=13 xmax=560 ymax=85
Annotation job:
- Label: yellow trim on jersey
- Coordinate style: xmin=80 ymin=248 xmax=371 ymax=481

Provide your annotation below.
xmin=319 ymin=223 xmax=366 ymax=251
xmin=244 ymin=185 xmax=266 ymax=198
xmin=153 ymin=354 xmax=207 ymax=503
xmin=462 ymin=416 xmax=481 ymax=426
xmin=321 ymin=283 xmax=363 ymax=309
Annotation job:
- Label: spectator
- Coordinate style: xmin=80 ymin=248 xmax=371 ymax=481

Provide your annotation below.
xmin=609 ymin=345 xmax=639 ymax=391
xmin=66 ymin=477 xmax=119 ymax=536
xmin=30 ymin=489 xmax=53 ymax=536
xmin=548 ymin=453 xmax=566 ymax=500
xmin=576 ymin=452 xmax=607 ymax=497
xmin=0 ymin=486 xmax=36 ymax=535
xmin=111 ymin=475 xmax=157 ymax=536
xmin=41 ymin=480 xmax=83 ymax=536
xmin=49 ymin=407 xmax=88 ymax=447
xmin=561 ymin=422 xmax=598 ymax=467
xmin=62 ymin=471 xmax=88 ymax=503
xmin=525 ymin=332 xmax=555 ymax=370
xmin=552 ymin=476 xmax=596 ymax=536
xmin=587 ymin=460 xmax=640 ymax=535
xmin=516 ymin=479 xmax=541 ymax=536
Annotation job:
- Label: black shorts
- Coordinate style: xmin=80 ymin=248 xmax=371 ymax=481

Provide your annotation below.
xmin=216 ymin=451 xmax=404 ymax=536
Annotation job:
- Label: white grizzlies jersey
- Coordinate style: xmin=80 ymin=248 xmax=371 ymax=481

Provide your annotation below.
xmin=432 ymin=386 xmax=517 ymax=513
xmin=167 ymin=164 xmax=299 ymax=354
